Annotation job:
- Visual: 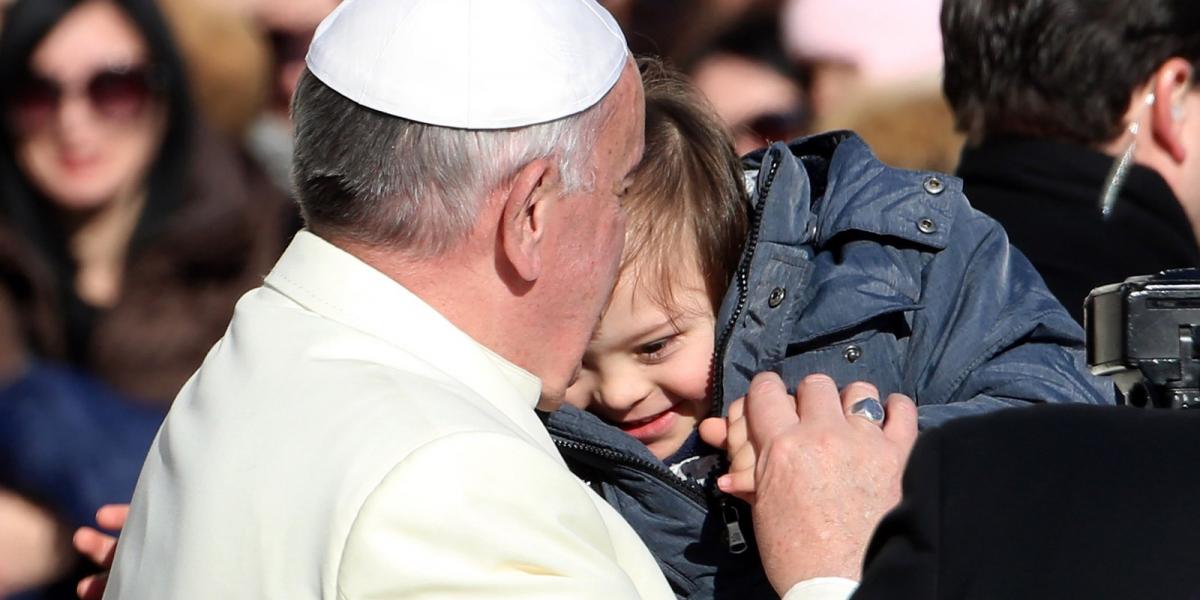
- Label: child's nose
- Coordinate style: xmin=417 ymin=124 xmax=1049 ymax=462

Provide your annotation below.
xmin=595 ymin=373 xmax=654 ymax=412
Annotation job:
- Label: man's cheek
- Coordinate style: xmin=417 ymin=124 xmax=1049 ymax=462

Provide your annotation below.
xmin=564 ymin=387 xmax=593 ymax=410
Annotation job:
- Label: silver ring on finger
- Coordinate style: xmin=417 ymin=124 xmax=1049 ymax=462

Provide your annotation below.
xmin=848 ymin=397 xmax=885 ymax=426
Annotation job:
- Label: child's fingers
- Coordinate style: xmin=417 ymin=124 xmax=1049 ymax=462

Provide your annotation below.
xmin=698 ymin=417 xmax=729 ymax=449
xmin=72 ymin=527 xmax=117 ymax=568
xmin=720 ymin=442 xmax=759 ymax=503
xmin=700 ymin=397 xmax=747 ymax=452
xmin=77 ymin=573 xmax=108 ymax=600
xmin=728 ymin=396 xmax=745 ymax=422
xmin=724 ymin=398 xmax=748 ymax=453
xmin=716 ymin=468 xmax=756 ymax=502
xmin=95 ymin=504 xmax=129 ymax=532
xmin=72 ymin=504 xmax=128 ymax=599
xmin=728 ymin=443 xmax=757 ymax=481
xmin=726 ymin=412 xmax=751 ymax=460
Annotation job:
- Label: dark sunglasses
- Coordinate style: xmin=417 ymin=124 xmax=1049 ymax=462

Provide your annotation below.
xmin=6 ymin=65 xmax=160 ymax=131
xmin=739 ymin=106 xmax=812 ymax=147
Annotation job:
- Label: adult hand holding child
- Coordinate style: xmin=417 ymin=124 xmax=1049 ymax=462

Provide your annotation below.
xmin=701 ymin=374 xmax=918 ymax=591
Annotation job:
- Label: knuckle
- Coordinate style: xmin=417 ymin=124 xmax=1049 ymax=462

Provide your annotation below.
xmin=843 ymin=380 xmax=879 ymax=393
xmin=802 ymin=373 xmax=836 ymax=387
xmin=770 ymin=432 xmax=806 ymax=455
xmin=749 ymin=374 xmax=782 ymax=394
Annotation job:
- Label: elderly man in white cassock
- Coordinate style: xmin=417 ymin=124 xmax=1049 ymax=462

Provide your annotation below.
xmin=99 ymin=1 xmax=915 ymax=598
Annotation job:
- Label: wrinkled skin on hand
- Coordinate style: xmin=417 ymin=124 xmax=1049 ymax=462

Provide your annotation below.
xmin=701 ymin=373 xmax=917 ymax=591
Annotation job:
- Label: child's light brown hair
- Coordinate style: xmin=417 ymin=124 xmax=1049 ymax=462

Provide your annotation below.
xmin=621 ymin=57 xmax=750 ymax=313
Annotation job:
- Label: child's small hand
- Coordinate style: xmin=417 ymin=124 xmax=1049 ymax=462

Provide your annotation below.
xmin=699 ymin=397 xmax=757 ymax=502
xmin=723 ymin=397 xmax=757 ymax=500
xmin=73 ymin=503 xmax=127 ymax=600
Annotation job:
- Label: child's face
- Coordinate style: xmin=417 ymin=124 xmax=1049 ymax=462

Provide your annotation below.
xmin=564 ymin=259 xmax=716 ymax=460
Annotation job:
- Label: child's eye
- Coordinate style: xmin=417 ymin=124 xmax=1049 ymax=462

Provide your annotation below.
xmin=637 ymin=336 xmax=677 ymax=362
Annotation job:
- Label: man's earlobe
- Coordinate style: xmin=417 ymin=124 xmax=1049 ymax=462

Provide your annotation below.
xmin=500 ymin=159 xmax=556 ymax=282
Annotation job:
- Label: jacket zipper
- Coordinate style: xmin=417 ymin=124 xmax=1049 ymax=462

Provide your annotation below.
xmin=705 ymin=149 xmax=783 ymax=555
xmin=553 ymin=438 xmax=708 ymax=506
xmin=552 ymin=151 xmax=784 ymax=558
xmin=708 ymin=149 xmax=782 ymax=416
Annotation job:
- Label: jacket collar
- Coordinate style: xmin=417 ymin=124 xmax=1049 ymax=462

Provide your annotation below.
xmin=742 ymin=131 xmax=954 ymax=314
xmin=263 ymin=231 xmax=544 ymax=416
xmin=542 ymin=403 xmax=663 ymax=463
xmin=747 ymin=132 xmax=957 ymax=258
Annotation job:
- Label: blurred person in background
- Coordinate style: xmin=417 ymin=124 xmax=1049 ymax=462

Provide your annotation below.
xmin=0 ymin=0 xmax=291 ymax=596
xmin=689 ymin=15 xmax=810 ymax=154
xmin=942 ymin=0 xmax=1200 ymax=322
xmin=605 ymin=0 xmax=780 ymax=67
xmin=782 ymin=0 xmax=962 ymax=172
xmin=816 ymin=87 xmax=964 ymax=174
xmin=158 ymin=0 xmax=272 ymax=143
xmin=242 ymin=0 xmax=340 ymax=194
xmin=782 ymin=0 xmax=943 ymax=123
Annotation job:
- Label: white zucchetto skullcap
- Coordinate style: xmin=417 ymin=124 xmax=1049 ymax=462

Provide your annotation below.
xmin=305 ymin=0 xmax=629 ymax=130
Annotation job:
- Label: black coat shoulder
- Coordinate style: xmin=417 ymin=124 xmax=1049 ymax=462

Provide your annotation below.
xmin=856 ymin=405 xmax=1200 ymax=599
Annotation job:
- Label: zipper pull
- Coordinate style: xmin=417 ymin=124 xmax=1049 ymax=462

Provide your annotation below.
xmin=723 ymin=503 xmax=748 ymax=554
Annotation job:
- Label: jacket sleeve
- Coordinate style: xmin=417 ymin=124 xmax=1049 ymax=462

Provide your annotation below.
xmin=908 ymin=208 xmax=1116 ymax=429
xmin=336 ymin=431 xmax=674 ymax=600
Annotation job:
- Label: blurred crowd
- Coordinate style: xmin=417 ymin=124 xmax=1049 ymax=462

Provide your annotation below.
xmin=0 ymin=2 xmax=328 ymax=596
xmin=0 ymin=0 xmax=1197 ymax=598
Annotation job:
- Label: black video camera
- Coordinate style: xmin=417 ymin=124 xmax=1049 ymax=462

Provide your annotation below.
xmin=1086 ymin=269 xmax=1200 ymax=409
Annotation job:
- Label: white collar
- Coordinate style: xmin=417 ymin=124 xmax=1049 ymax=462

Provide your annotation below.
xmin=263 ymin=231 xmax=544 ymax=412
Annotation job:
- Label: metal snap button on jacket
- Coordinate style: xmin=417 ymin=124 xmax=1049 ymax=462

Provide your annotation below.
xmin=923 ymin=176 xmax=945 ymax=195
xmin=918 ymin=218 xmax=937 ymax=234
xmin=767 ymin=287 xmax=786 ymax=308
xmin=843 ymin=345 xmax=863 ymax=363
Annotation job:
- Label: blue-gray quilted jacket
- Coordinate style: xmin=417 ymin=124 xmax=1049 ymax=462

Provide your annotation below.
xmin=543 ymin=132 xmax=1115 ymax=599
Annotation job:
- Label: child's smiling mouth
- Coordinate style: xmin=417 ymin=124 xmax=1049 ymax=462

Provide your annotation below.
xmin=614 ymin=403 xmax=681 ymax=442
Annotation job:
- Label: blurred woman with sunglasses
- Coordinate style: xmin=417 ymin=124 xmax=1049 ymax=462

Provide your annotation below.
xmin=0 ymin=0 xmax=291 ymax=596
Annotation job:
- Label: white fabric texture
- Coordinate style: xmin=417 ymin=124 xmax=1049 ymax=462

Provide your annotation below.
xmin=782 ymin=577 xmax=860 ymax=600
xmin=306 ymin=0 xmax=628 ymax=129
xmin=103 ymin=231 xmax=674 ymax=599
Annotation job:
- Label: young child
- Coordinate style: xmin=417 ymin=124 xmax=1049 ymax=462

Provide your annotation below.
xmin=544 ymin=58 xmax=1113 ymax=599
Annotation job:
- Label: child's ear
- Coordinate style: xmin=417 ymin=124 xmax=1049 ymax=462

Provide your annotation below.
xmin=499 ymin=158 xmax=557 ymax=282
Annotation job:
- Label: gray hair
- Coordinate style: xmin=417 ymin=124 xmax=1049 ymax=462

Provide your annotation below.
xmin=290 ymin=69 xmax=617 ymax=255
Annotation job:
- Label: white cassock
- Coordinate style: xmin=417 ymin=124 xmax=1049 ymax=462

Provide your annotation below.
xmin=103 ymin=231 xmax=674 ymax=600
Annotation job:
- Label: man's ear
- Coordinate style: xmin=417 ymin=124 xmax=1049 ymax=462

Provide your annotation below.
xmin=1150 ymin=58 xmax=1193 ymax=164
xmin=499 ymin=158 xmax=557 ymax=283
